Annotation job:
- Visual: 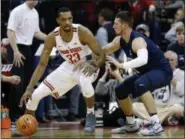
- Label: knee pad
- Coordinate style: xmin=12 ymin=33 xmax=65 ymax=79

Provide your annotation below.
xmin=79 ymin=76 xmax=94 ymax=98
xmin=115 ymin=84 xmax=129 ymax=100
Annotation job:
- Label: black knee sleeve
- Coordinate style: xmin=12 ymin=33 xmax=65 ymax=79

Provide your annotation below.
xmin=115 ymin=85 xmax=129 ymax=100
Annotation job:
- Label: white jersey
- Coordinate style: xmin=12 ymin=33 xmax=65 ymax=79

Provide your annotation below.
xmin=54 ymin=24 xmax=92 ymax=64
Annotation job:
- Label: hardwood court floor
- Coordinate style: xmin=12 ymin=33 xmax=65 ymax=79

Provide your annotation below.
xmin=2 ymin=121 xmax=184 ymax=138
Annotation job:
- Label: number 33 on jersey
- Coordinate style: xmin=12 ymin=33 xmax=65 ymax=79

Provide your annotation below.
xmin=54 ymin=24 xmax=92 ymax=64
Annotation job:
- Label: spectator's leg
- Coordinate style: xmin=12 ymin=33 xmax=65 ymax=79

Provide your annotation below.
xmin=68 ymin=85 xmax=81 ymax=116
xmin=157 ymin=104 xmax=184 ymax=124
xmin=7 ymin=46 xmax=25 ymax=121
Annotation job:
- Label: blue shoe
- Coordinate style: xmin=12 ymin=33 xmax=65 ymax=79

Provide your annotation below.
xmin=84 ymin=113 xmax=96 ymax=133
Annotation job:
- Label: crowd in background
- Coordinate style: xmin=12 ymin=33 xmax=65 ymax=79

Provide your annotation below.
xmin=1 ymin=0 xmax=184 ymax=127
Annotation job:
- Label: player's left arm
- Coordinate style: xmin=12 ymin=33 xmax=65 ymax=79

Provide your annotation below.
xmin=107 ymin=37 xmax=148 ymax=69
xmin=79 ymin=25 xmax=106 ymax=68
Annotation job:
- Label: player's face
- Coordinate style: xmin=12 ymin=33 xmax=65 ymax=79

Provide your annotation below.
xmin=176 ymin=31 xmax=185 ymax=45
xmin=57 ymin=12 xmax=73 ymax=32
xmin=113 ymin=18 xmax=127 ymax=35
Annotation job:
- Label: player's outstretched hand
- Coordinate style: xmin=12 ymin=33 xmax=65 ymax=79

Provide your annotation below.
xmin=82 ymin=60 xmax=98 ymax=76
xmin=19 ymin=90 xmax=32 ymax=107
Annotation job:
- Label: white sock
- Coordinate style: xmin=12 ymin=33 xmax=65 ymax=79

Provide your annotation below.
xmin=151 ymin=114 xmax=160 ymax=123
xmin=126 ymin=116 xmax=136 ymax=124
xmin=87 ymin=107 xmax=94 ymax=114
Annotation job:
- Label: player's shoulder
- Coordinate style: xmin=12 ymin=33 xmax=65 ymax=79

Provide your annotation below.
xmin=78 ymin=24 xmax=92 ymax=38
xmin=78 ymin=24 xmax=90 ymax=32
xmin=46 ymin=31 xmax=56 ymax=40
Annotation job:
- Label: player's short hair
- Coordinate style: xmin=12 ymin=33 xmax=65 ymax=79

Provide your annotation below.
xmin=99 ymin=8 xmax=114 ymax=21
xmin=57 ymin=7 xmax=72 ymax=18
xmin=176 ymin=25 xmax=184 ymax=33
xmin=116 ymin=11 xmax=133 ymax=27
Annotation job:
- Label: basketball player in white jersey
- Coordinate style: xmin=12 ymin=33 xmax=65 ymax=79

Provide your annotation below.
xmin=20 ymin=7 xmax=105 ymax=133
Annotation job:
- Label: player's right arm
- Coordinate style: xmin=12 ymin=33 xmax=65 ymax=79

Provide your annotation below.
xmin=102 ymin=36 xmax=121 ymax=54
xmin=20 ymin=32 xmax=55 ymax=106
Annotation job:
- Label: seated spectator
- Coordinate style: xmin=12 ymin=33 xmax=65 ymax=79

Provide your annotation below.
xmin=168 ymin=25 xmax=184 ymax=69
xmin=133 ymin=51 xmax=184 ymax=125
xmin=95 ymin=63 xmax=124 ymax=112
xmin=165 ymin=7 xmax=184 ymax=44
xmin=1 ymin=38 xmax=21 ymax=108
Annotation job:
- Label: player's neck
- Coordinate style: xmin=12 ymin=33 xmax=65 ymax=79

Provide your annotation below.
xmin=121 ymin=28 xmax=132 ymax=43
xmin=60 ymin=29 xmax=73 ymax=42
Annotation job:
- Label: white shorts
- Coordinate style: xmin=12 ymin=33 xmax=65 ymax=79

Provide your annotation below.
xmin=43 ymin=61 xmax=99 ymax=99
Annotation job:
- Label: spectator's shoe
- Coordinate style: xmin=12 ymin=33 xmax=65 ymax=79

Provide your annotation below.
xmin=84 ymin=113 xmax=96 ymax=133
xmin=66 ymin=113 xmax=76 ymax=121
xmin=168 ymin=116 xmax=179 ymax=126
xmin=111 ymin=126 xmax=125 ymax=134
xmin=111 ymin=120 xmax=140 ymax=134
xmin=37 ymin=117 xmax=51 ymax=123
xmin=139 ymin=121 xmax=163 ymax=136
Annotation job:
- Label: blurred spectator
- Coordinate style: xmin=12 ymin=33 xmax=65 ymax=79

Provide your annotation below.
xmin=136 ymin=23 xmax=150 ymax=37
xmin=164 ymin=51 xmax=184 ymax=105
xmin=96 ymin=8 xmax=115 ymax=46
xmin=7 ymin=0 xmax=47 ymax=121
xmin=95 ymin=62 xmax=128 ymax=113
xmin=155 ymin=0 xmax=184 ymax=10
xmin=1 ymin=39 xmax=21 ymax=112
xmin=1 ymin=38 xmax=9 ymax=63
xmin=168 ymin=25 xmax=184 ymax=69
xmin=133 ymin=51 xmax=184 ymax=125
xmin=1 ymin=74 xmax=21 ymax=108
xmin=164 ymin=0 xmax=184 ymax=10
xmin=128 ymin=0 xmax=156 ymax=28
xmin=165 ymin=8 xmax=184 ymax=44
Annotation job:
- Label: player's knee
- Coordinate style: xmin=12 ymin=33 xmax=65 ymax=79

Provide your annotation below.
xmin=81 ymin=85 xmax=94 ymax=98
xmin=115 ymin=85 xmax=129 ymax=100
xmin=79 ymin=77 xmax=94 ymax=98
xmin=134 ymin=79 xmax=148 ymax=96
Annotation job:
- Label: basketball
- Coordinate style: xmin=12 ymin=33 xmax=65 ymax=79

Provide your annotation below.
xmin=16 ymin=114 xmax=38 ymax=136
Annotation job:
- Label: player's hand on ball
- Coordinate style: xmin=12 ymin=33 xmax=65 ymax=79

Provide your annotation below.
xmin=19 ymin=90 xmax=32 ymax=107
xmin=82 ymin=60 xmax=98 ymax=76
xmin=106 ymin=56 xmax=122 ymax=69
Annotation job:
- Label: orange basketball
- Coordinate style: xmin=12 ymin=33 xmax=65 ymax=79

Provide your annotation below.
xmin=16 ymin=114 xmax=38 ymax=136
